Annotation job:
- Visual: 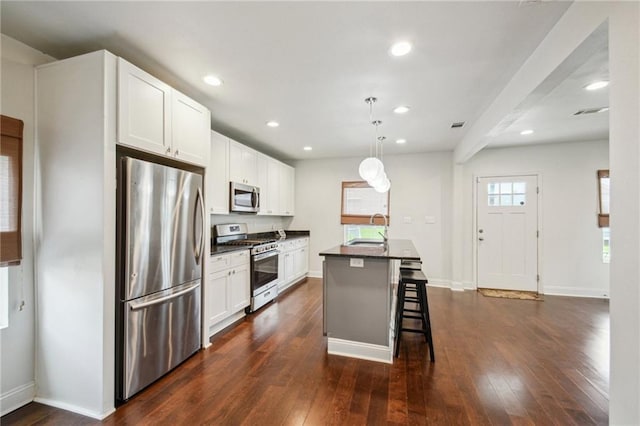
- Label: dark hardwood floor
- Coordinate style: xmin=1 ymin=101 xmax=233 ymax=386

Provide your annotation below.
xmin=3 ymin=278 xmax=609 ymax=425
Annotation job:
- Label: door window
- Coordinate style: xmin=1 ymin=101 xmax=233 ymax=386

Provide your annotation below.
xmin=487 ymin=181 xmax=526 ymax=207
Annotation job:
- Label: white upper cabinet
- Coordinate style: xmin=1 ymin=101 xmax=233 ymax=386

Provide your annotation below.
xmin=117 ymin=58 xmax=210 ymax=167
xmin=171 ymin=90 xmax=210 ymax=166
xmin=228 ymin=139 xmax=257 ymax=185
xmin=257 ymin=154 xmax=280 ymax=215
xmin=279 ymin=163 xmax=295 ymax=216
xmin=208 ymin=130 xmax=230 ymax=214
xmin=214 ymin=136 xmax=295 ymax=217
xmin=266 ymin=158 xmax=281 ymax=215
xmin=118 ymin=57 xmax=171 ymax=155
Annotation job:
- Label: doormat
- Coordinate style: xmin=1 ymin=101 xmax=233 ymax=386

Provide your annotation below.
xmin=478 ymin=288 xmax=544 ymax=301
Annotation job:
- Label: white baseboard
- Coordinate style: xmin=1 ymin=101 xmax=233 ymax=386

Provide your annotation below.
xmin=426 ymin=278 xmax=451 ymax=289
xmin=1 ymin=381 xmax=35 ymax=416
xmin=33 ymin=396 xmax=115 ymax=420
xmin=543 ymin=286 xmax=609 ymax=299
xmin=327 ymin=337 xmax=392 ymax=364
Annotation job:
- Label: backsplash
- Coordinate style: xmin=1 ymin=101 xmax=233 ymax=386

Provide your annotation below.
xmin=211 ymin=214 xmax=293 ymax=233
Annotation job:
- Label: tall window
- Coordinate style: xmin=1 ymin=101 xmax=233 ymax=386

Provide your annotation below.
xmin=1 ymin=115 xmax=24 ymax=266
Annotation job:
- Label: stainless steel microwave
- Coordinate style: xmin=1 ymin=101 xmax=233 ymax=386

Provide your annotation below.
xmin=230 ymin=182 xmax=260 ymax=213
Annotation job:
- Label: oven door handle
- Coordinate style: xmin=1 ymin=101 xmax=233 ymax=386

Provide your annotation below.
xmin=253 ymin=250 xmax=279 ymax=261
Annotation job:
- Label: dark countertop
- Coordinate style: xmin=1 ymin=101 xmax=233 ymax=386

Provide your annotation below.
xmin=319 ymin=239 xmax=420 ymax=261
xmin=210 ymin=245 xmax=251 ymax=256
xmin=210 ymin=230 xmax=310 ymax=256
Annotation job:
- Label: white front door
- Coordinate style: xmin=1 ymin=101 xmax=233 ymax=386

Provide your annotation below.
xmin=476 ymin=175 xmax=538 ymax=291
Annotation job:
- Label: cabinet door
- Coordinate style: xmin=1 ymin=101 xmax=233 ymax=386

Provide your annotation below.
xmin=279 ymin=164 xmax=295 ymax=215
xmin=283 ymin=250 xmax=295 ymax=282
xmin=266 ymin=159 xmax=281 ymax=215
xmin=229 ymin=140 xmax=257 ymax=185
xmin=117 ymin=58 xmax=171 ymax=155
xmin=208 ymin=270 xmax=230 ymax=326
xmin=256 ymin=154 xmax=269 ymax=215
xmin=208 ymin=131 xmax=229 ymax=214
xmin=172 ymin=90 xmax=210 ymax=166
xmin=294 ymin=243 xmax=309 ymax=278
xmin=229 ymin=263 xmax=250 ymax=311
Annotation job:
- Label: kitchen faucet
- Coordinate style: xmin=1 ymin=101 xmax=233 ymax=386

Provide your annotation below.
xmin=369 ymin=213 xmax=389 ymax=243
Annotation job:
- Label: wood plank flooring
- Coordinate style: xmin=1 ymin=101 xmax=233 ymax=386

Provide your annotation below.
xmin=2 ymin=278 xmax=609 ymax=425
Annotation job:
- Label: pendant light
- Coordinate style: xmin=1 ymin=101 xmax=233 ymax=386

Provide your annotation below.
xmin=358 ymin=97 xmax=391 ymax=193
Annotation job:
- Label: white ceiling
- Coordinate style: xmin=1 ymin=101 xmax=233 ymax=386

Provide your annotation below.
xmin=1 ymin=1 xmax=607 ymax=162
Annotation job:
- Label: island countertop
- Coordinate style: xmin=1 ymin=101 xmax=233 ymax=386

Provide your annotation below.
xmin=319 ymin=239 xmax=420 ymax=261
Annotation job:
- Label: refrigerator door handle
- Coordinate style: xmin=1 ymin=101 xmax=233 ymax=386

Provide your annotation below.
xmin=129 ymin=282 xmax=200 ymax=311
xmin=194 ymin=186 xmax=205 ymax=265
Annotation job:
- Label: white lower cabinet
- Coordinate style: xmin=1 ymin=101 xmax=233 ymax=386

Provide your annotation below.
xmin=278 ymin=238 xmax=309 ymax=292
xmin=207 ymin=250 xmax=250 ymax=337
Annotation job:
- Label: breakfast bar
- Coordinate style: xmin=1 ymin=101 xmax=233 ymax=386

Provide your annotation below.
xmin=319 ymin=239 xmax=421 ymax=363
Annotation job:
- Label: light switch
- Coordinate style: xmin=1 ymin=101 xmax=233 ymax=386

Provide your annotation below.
xmin=403 ymin=216 xmax=412 ymax=224
xmin=350 ymin=258 xmax=364 ymax=268
xmin=425 ymin=216 xmax=436 ymax=224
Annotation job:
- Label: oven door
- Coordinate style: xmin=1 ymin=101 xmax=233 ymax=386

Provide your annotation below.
xmin=252 ymin=250 xmax=279 ymax=295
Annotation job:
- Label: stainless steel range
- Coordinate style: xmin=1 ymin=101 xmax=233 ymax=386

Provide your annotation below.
xmin=213 ymin=223 xmax=279 ymax=312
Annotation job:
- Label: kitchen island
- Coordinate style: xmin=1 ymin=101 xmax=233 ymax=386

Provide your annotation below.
xmin=319 ymin=239 xmax=420 ymax=363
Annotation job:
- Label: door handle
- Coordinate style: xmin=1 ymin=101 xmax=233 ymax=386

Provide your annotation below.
xmin=479 ymin=237 xmax=484 ymax=241
xmin=193 ymin=186 xmax=205 ymax=265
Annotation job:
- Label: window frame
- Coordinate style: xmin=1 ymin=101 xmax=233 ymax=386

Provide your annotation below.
xmin=0 ymin=114 xmax=24 ymax=266
xmin=597 ymin=169 xmax=609 ymax=228
xmin=340 ymin=180 xmax=390 ymax=225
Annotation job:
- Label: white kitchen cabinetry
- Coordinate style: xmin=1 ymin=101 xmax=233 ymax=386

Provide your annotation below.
xmin=117 ymin=58 xmax=210 ymax=166
xmin=279 ymin=164 xmax=295 ymax=216
xmin=215 ymin=136 xmax=295 ymax=216
xmin=208 ymin=130 xmax=229 ymax=214
xmin=257 ymin=154 xmax=281 ymax=215
xmin=118 ymin=57 xmax=171 ymax=155
xmin=229 ymin=139 xmax=257 ymax=185
xmin=207 ymin=250 xmax=250 ymax=336
xmin=278 ymin=238 xmax=309 ymax=292
xmin=171 ymin=90 xmax=210 ymax=165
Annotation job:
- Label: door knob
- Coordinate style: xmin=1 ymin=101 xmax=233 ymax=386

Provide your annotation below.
xmin=478 ymin=229 xmax=484 ymax=233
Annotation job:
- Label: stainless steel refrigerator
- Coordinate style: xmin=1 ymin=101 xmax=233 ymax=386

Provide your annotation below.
xmin=116 ymin=156 xmax=204 ymax=403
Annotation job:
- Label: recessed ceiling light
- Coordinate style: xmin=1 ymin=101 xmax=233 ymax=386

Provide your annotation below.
xmin=585 ymin=80 xmax=609 ymax=91
xmin=303 ymin=146 xmax=312 ymax=151
xmin=266 ymin=121 xmax=279 ymax=128
xmin=520 ymin=129 xmax=534 ymax=135
xmin=390 ymin=41 xmax=412 ymax=57
xmin=393 ymin=106 xmax=410 ymax=114
xmin=396 ymin=139 xmax=407 ymax=144
xmin=203 ymin=75 xmax=223 ymax=86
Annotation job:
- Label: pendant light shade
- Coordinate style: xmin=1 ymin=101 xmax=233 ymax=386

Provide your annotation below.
xmin=359 ymin=157 xmax=384 ymax=181
xmin=374 ymin=178 xmax=391 ymax=193
xmin=359 ymin=97 xmax=390 ymax=193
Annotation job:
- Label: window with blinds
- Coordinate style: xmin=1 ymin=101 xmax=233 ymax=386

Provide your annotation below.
xmin=1 ymin=115 xmax=24 ymax=266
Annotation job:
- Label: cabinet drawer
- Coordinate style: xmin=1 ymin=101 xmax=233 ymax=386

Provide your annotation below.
xmin=229 ymin=250 xmax=250 ymax=267
xmin=209 ymin=253 xmax=232 ymax=273
xmin=209 ymin=249 xmax=249 ymax=273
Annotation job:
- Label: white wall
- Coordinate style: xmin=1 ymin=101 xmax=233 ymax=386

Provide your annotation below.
xmin=0 ymin=35 xmax=53 ymax=416
xmin=290 ymin=151 xmax=453 ymax=286
xmin=460 ymin=140 xmax=609 ymax=297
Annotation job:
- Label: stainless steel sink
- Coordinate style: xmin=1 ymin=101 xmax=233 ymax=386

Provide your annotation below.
xmin=344 ymin=239 xmax=386 ymax=248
